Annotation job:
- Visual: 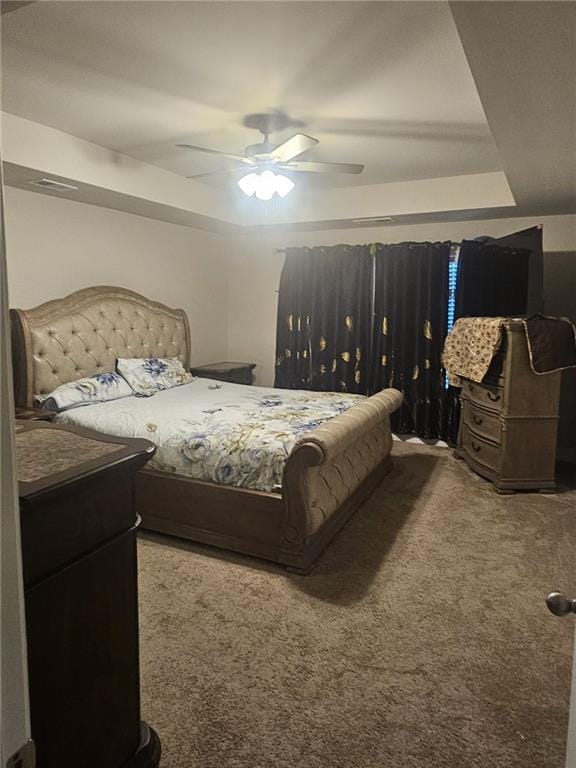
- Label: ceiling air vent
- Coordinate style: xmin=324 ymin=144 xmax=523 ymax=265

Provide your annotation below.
xmin=28 ymin=178 xmax=79 ymax=192
xmin=351 ymin=216 xmax=395 ymax=225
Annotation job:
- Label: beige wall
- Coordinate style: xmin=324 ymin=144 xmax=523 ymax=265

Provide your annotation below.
xmin=4 ymin=186 xmax=228 ymax=366
xmin=225 ymin=214 xmax=576 ymax=386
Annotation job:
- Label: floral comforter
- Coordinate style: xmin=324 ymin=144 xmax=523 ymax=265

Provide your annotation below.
xmin=56 ymin=378 xmax=365 ymax=492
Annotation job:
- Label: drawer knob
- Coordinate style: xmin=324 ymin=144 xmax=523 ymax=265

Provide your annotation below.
xmin=473 ymin=414 xmax=483 ymax=426
xmin=471 ymin=441 xmax=482 ymax=453
xmin=487 ymin=391 xmax=501 ymax=402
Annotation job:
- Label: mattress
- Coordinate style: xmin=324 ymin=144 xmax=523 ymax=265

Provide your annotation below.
xmin=55 ymin=378 xmax=364 ymax=492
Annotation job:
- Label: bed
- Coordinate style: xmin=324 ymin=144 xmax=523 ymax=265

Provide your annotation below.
xmin=11 ymin=286 xmax=402 ymax=573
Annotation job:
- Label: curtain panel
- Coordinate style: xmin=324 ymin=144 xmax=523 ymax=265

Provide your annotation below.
xmin=455 ymin=239 xmax=530 ymax=318
xmin=274 ymin=245 xmax=373 ymax=393
xmin=370 ymin=241 xmax=450 ymax=438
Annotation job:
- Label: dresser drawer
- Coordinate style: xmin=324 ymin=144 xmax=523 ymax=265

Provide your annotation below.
xmin=461 ymin=379 xmax=504 ymax=413
xmin=461 ymin=424 xmax=501 ymax=472
xmin=461 ymin=400 xmax=502 ymax=445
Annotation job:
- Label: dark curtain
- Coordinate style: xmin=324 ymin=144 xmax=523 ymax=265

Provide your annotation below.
xmin=442 ymin=236 xmax=532 ymax=444
xmin=274 ymin=245 xmax=373 ymax=393
xmin=488 ymin=226 xmax=543 ymax=315
xmin=370 ymin=241 xmax=450 ymax=438
xmin=455 ymin=239 xmax=531 ymax=318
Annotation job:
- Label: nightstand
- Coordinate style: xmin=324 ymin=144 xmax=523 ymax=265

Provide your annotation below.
xmin=190 ymin=361 xmax=256 ymax=385
xmin=15 ymin=406 xmax=56 ymax=421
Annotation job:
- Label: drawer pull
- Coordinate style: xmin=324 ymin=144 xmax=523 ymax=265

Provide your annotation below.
xmin=471 ymin=441 xmax=482 ymax=453
xmin=472 ymin=414 xmax=483 ymax=426
xmin=486 ymin=391 xmax=501 ymax=402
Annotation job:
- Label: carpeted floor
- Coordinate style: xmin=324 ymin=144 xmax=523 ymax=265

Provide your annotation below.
xmin=138 ymin=442 xmax=576 ymax=768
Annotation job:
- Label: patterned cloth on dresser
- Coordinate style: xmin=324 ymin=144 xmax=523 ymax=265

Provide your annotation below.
xmin=443 ymin=316 xmax=576 ymax=387
xmin=442 ymin=317 xmax=505 ymax=387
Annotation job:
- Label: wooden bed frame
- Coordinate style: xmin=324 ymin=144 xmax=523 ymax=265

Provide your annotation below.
xmin=11 ymin=286 xmax=402 ymax=573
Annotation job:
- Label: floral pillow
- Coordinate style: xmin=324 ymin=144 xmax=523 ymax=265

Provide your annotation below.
xmin=116 ymin=357 xmax=193 ymax=397
xmin=38 ymin=371 xmax=134 ymax=412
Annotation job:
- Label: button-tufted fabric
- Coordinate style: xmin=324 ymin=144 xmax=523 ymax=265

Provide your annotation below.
xmin=283 ymin=388 xmax=403 ymax=543
xmin=12 ymin=286 xmax=190 ymax=404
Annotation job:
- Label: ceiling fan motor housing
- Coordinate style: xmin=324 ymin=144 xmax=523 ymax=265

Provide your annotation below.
xmin=244 ymin=141 xmax=274 ymax=158
xmin=243 ymin=111 xmax=295 ymax=136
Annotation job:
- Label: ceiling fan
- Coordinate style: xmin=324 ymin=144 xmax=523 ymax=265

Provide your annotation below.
xmin=176 ymin=111 xmax=364 ymax=200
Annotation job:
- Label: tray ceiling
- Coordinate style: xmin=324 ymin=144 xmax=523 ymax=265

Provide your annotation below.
xmin=1 ymin=1 xmax=501 ymax=190
xmin=2 ymin=1 xmax=574 ymax=231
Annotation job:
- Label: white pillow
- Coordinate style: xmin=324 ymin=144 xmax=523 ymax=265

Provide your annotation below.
xmin=38 ymin=371 xmax=134 ymax=412
xmin=116 ymin=357 xmax=193 ymax=397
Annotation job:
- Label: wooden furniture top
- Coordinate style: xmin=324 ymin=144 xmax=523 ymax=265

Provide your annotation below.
xmin=190 ymin=361 xmax=257 ymax=374
xmin=15 ymin=406 xmax=56 ymax=421
xmin=16 ymin=421 xmax=155 ymax=500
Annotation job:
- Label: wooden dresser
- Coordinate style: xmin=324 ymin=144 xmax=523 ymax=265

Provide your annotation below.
xmin=456 ymin=319 xmax=561 ymax=493
xmin=16 ymin=421 xmax=161 ymax=768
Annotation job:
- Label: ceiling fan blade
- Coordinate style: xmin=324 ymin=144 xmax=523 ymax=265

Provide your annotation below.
xmin=176 ymin=144 xmax=255 ymax=165
xmin=187 ymin=167 xmax=252 ymax=179
xmin=267 ymin=134 xmax=318 ymax=162
xmin=279 ymin=161 xmax=365 ymax=174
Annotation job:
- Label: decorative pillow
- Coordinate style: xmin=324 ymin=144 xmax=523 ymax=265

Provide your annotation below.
xmin=116 ymin=357 xmax=193 ymax=397
xmin=38 ymin=371 xmax=134 ymax=412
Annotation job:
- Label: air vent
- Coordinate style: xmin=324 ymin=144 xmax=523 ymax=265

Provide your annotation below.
xmin=351 ymin=216 xmax=395 ymax=224
xmin=28 ymin=178 xmax=79 ymax=192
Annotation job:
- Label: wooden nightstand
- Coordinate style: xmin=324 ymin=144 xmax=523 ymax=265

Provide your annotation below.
xmin=15 ymin=406 xmax=56 ymax=421
xmin=190 ymin=361 xmax=256 ymax=385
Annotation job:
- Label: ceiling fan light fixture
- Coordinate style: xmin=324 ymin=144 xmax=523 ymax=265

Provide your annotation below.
xmin=255 ymin=169 xmax=277 ymax=201
xmin=275 ymin=174 xmax=295 ymax=198
xmin=237 ymin=172 xmax=260 ymax=197
xmin=237 ymin=170 xmax=295 ymax=200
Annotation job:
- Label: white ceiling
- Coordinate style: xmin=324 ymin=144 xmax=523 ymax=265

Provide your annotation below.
xmin=1 ymin=1 xmax=501 ymax=190
xmin=1 ymin=1 xmax=574 ymax=231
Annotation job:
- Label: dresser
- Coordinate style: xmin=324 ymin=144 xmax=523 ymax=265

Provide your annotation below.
xmin=456 ymin=319 xmax=561 ymax=492
xmin=16 ymin=421 xmax=161 ymax=768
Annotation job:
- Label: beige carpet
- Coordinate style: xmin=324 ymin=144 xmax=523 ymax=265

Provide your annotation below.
xmin=138 ymin=442 xmax=576 ymax=768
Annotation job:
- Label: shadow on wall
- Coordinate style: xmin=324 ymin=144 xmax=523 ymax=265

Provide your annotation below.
xmin=289 ymin=450 xmax=443 ymax=607
xmin=544 ymin=251 xmax=576 ymax=463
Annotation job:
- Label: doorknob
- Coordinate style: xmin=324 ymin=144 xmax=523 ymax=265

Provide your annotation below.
xmin=546 ymin=592 xmax=576 ymax=616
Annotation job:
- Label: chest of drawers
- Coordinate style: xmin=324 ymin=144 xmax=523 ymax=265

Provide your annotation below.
xmin=16 ymin=421 xmax=161 ymax=768
xmin=455 ymin=320 xmax=561 ymax=492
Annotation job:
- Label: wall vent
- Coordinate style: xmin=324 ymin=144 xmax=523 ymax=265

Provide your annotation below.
xmin=351 ymin=216 xmax=395 ymax=224
xmin=28 ymin=178 xmax=79 ymax=192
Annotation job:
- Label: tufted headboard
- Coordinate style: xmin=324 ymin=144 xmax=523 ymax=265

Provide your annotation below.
xmin=11 ymin=286 xmax=191 ymax=408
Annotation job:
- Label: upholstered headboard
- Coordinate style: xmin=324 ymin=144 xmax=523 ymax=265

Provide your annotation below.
xmin=11 ymin=286 xmax=191 ymax=407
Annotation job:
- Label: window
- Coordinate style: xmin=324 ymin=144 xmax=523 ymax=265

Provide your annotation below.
xmin=447 ymin=243 xmax=460 ymax=335
xmin=445 ymin=244 xmax=460 ymax=388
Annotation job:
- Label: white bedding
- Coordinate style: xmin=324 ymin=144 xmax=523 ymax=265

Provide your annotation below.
xmin=55 ymin=378 xmax=364 ymax=492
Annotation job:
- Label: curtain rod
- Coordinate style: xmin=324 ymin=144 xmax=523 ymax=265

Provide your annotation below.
xmin=274 ymin=229 xmax=542 ymax=255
